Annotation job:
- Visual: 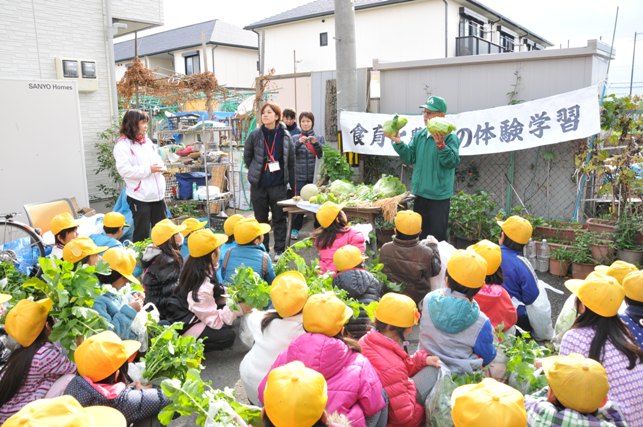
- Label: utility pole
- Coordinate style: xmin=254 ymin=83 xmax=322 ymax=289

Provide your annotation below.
xmin=630 ymin=32 xmax=640 ymax=97
xmin=334 ymin=0 xmax=359 ymax=125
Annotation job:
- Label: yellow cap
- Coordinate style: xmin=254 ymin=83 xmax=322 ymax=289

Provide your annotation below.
xmin=3 ymin=395 xmax=126 ymax=427
xmin=234 ymin=218 xmax=271 ymax=245
xmin=0 ymin=293 xmax=11 ymax=304
xmin=594 ymin=260 xmax=638 ymax=285
xmin=270 ymin=271 xmax=309 ymax=318
xmin=103 ymin=212 xmax=128 ymax=228
xmin=151 ymin=219 xmax=186 ymax=247
xmin=50 ymin=212 xmax=80 ymax=236
xmin=75 ymin=331 xmax=141 ymax=382
xmin=394 ymin=210 xmax=422 ymax=236
xmin=375 ymin=292 xmax=420 ymax=328
xmin=467 ymin=239 xmax=502 ymax=276
xmin=101 ymin=247 xmax=140 ymax=285
xmin=333 ymin=244 xmax=367 ymax=271
xmin=447 ymin=249 xmax=488 ymax=289
xmin=542 ymin=353 xmax=609 ymax=413
xmin=303 ymin=293 xmax=353 ymax=337
xmin=316 ymin=202 xmax=345 ymax=229
xmin=63 ymin=237 xmax=108 ymax=264
xmin=498 ymin=215 xmax=533 ymax=245
xmin=264 ymin=361 xmax=328 ymax=427
xmin=180 ymin=217 xmax=207 ymax=237
xmin=451 ymin=378 xmax=526 ymax=427
xmin=565 ymin=274 xmax=625 ymax=317
xmin=223 ymin=214 xmax=245 ymax=237
xmin=188 ymin=229 xmax=228 ymax=257
xmin=5 ymin=298 xmax=53 ymax=347
xmin=623 ymin=270 xmax=643 ymax=302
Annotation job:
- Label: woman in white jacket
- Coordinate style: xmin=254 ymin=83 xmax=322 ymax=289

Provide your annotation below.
xmin=239 ymin=271 xmax=308 ymax=405
xmin=113 ymin=109 xmax=166 ymax=242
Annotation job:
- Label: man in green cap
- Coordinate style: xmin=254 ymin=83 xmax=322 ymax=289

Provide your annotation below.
xmin=385 ymin=96 xmax=460 ymax=241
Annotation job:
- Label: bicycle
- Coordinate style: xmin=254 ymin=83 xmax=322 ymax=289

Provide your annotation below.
xmin=0 ymin=212 xmax=46 ymax=277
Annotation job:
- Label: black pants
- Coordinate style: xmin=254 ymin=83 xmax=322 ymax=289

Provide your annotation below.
xmin=414 ymin=196 xmax=450 ymax=241
xmin=200 ymin=325 xmax=236 ymax=352
xmin=250 ymin=184 xmax=288 ymax=254
xmin=127 ymin=197 xmax=167 ymax=242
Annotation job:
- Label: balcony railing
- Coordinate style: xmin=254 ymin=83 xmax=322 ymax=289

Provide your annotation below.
xmin=456 ymin=35 xmax=512 ymax=56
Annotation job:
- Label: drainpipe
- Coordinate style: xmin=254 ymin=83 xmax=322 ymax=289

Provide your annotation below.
xmin=250 ymin=29 xmax=264 ymax=74
xmin=102 ymin=0 xmax=119 ymax=121
xmin=211 ymin=45 xmax=218 ymax=75
xmin=442 ymin=0 xmax=448 ymax=57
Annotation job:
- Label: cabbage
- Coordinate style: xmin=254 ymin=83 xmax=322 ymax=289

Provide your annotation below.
xmin=427 ymin=117 xmax=456 ymax=135
xmin=328 ymin=180 xmax=355 ymax=195
xmin=354 ymin=184 xmax=373 ymax=199
xmin=372 ymin=175 xmax=407 ymax=198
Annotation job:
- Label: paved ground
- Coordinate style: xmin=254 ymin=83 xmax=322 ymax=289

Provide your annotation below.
xmin=170 ymin=211 xmax=572 ymax=425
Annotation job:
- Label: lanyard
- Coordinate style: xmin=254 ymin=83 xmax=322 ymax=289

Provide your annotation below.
xmin=264 ymin=131 xmax=278 ymax=163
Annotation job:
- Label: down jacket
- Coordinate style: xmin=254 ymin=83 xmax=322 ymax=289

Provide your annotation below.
xmin=317 ymin=227 xmax=366 ymax=273
xmin=243 ymin=123 xmax=295 ymax=188
xmin=141 ymin=246 xmax=182 ymax=320
xmin=258 ymin=333 xmax=385 ymax=427
xmin=292 ymin=129 xmax=324 ymax=185
xmin=333 ymin=269 xmax=382 ymax=339
xmin=380 ymin=237 xmax=441 ymax=304
xmin=359 ymin=330 xmax=429 ymax=427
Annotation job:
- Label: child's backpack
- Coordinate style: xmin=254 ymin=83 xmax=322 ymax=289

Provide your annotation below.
xmin=222 ymin=247 xmax=269 ymax=278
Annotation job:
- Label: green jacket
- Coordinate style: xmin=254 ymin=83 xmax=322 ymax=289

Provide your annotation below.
xmin=393 ymin=128 xmax=460 ymax=200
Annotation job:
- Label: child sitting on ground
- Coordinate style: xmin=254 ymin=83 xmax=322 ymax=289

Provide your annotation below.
xmin=621 ymin=271 xmax=643 ymax=348
xmin=179 ymin=217 xmax=207 ymax=259
xmin=468 ymin=239 xmax=517 ymax=334
xmin=379 ymin=210 xmax=440 ymax=304
xmin=220 ymin=214 xmax=245 ymax=261
xmin=418 ymin=249 xmax=496 ymax=374
xmin=222 ymin=218 xmax=276 ymax=285
xmin=497 ymin=215 xmax=539 ymax=332
xmin=0 ymin=299 xmax=76 ymax=423
xmin=525 ymin=353 xmax=627 ymax=426
xmin=451 ymin=378 xmax=526 ymax=427
xmin=94 ymin=247 xmax=145 ymax=340
xmin=49 ymin=212 xmax=80 ymax=259
xmin=258 ymin=293 xmax=386 ymax=427
xmin=89 ymin=212 xmax=128 ymax=249
xmin=312 ymin=202 xmax=365 ymax=274
xmin=332 ymin=245 xmax=382 ymax=339
xmin=240 ymin=271 xmax=308 ymax=405
xmin=359 ymin=293 xmax=441 ymax=427
xmin=142 ymin=219 xmax=186 ymax=320
xmin=64 ymin=331 xmax=169 ymax=425
xmin=62 ymin=237 xmax=108 ymax=268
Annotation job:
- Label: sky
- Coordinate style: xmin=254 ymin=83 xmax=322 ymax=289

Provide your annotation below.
xmin=118 ymin=0 xmax=643 ymax=95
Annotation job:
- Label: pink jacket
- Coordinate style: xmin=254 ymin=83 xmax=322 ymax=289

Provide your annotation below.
xmin=359 ymin=330 xmax=428 ymax=427
xmin=258 ymin=333 xmax=385 ymax=427
xmin=317 ymin=227 xmax=366 ymax=273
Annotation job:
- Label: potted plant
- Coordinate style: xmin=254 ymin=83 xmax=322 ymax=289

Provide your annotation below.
xmin=570 ymin=231 xmax=596 ymax=279
xmin=550 ymin=247 xmax=573 ymax=277
xmin=448 ymin=191 xmax=496 ymax=249
xmin=586 ymin=217 xmax=617 ymax=238
xmin=534 ymin=220 xmax=585 ymax=243
xmin=375 ymin=215 xmax=395 ymax=246
xmin=588 ymin=232 xmax=615 ymax=264
xmin=615 ymin=208 xmax=643 ymax=264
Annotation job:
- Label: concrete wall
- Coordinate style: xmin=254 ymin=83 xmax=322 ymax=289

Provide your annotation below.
xmin=111 ymin=0 xmax=163 ymax=29
xmin=171 ymin=46 xmax=257 ymax=88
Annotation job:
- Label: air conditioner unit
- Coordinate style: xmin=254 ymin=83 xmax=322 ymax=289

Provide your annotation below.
xmin=54 ymin=58 xmax=98 ymax=92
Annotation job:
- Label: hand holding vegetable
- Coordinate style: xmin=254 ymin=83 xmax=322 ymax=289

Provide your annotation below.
xmin=383 ymin=114 xmax=408 ymax=140
xmin=432 ymin=132 xmax=446 ymax=149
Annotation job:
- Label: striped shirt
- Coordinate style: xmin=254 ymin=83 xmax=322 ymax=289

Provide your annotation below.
xmin=560 ymin=327 xmax=643 ymax=426
xmin=0 ymin=342 xmax=76 ymax=423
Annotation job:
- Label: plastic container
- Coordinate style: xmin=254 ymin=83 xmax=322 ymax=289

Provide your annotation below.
xmin=525 ymin=239 xmax=537 ymax=269
xmin=192 ymin=182 xmax=198 ymax=200
xmin=536 ymin=239 xmax=550 ymax=272
xmin=175 ymin=172 xmax=210 ymax=200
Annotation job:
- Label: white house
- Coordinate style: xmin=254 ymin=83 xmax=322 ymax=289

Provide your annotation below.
xmin=0 ymin=0 xmax=164 ymax=205
xmin=114 ymin=20 xmax=258 ymax=89
xmin=246 ymin=0 xmax=552 ymax=74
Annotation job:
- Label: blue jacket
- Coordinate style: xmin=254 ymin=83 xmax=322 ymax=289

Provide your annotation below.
xmin=621 ymin=305 xmax=643 ymax=348
xmin=92 ymin=291 xmax=137 ymax=340
xmin=500 ymin=244 xmax=539 ymax=317
xmin=89 ymin=233 xmax=123 ymax=249
xmin=221 ymin=244 xmax=275 ymax=285
xmin=419 ymin=288 xmax=496 ymax=373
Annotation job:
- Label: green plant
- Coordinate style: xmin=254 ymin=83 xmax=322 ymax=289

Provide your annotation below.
xmin=449 ymin=191 xmax=496 ymax=241
xmin=374 ymin=215 xmax=394 ymax=230
xmin=615 ymin=207 xmax=642 ymax=250
xmin=95 ymin=123 xmax=124 ymax=207
xmin=551 ymin=247 xmax=574 ymax=262
xmin=496 ymin=328 xmax=551 ymax=394
xmin=169 ymin=202 xmax=202 ymax=218
xmin=227 ymin=266 xmax=271 ymax=310
xmin=319 ymin=144 xmax=353 ymax=183
xmin=569 ymin=231 xmax=594 ymax=264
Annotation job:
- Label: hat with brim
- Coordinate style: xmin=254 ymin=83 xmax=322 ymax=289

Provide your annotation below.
xmin=101 ymin=248 xmax=140 ymax=285
xmin=0 ymin=293 xmax=11 ymax=304
xmin=418 ymin=96 xmax=447 ymax=113
xmin=565 ymin=274 xmax=624 ymax=317
xmin=75 ymin=331 xmax=141 ymax=382
xmin=63 ymin=237 xmax=108 ymax=264
xmin=180 ymin=218 xmax=208 ymax=237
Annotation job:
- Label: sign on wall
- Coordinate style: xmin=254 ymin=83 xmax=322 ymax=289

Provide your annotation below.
xmin=339 ymin=86 xmax=600 ymax=156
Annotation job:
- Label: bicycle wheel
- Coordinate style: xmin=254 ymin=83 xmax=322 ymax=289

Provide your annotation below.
xmin=0 ymin=221 xmax=45 ymax=277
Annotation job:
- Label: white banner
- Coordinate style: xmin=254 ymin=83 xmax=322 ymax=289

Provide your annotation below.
xmin=339 ymin=86 xmax=600 ymax=156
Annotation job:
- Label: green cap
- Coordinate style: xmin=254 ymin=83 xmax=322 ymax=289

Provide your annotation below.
xmin=419 ymin=96 xmax=447 ymax=113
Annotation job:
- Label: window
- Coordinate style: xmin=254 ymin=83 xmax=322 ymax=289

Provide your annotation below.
xmin=499 ymin=32 xmax=515 ymax=52
xmin=185 ymin=53 xmax=200 ymax=75
xmin=320 ymin=32 xmax=328 ymax=46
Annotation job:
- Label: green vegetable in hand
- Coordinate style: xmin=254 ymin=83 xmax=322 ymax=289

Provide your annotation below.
xmin=382 ymin=114 xmax=408 ymax=136
xmin=427 ymin=117 xmax=456 ymax=135
xmin=143 ymin=322 xmax=205 ymax=383
xmin=227 ymin=266 xmax=271 ymax=310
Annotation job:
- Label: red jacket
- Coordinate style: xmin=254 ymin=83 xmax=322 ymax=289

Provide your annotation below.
xmin=473 ymin=284 xmax=517 ymax=332
xmin=359 ymin=330 xmax=428 ymax=427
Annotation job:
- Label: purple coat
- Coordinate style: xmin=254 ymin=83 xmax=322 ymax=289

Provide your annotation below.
xmin=258 ymin=332 xmax=385 ymax=427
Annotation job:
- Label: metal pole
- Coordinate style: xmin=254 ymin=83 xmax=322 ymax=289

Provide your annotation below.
xmin=134 ymin=31 xmax=139 ymax=109
xmin=293 ymin=50 xmax=298 ymax=112
xmin=630 ymin=32 xmax=638 ymax=97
